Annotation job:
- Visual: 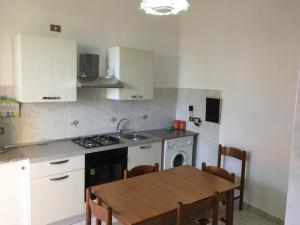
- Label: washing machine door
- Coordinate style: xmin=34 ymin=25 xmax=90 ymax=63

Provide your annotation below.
xmin=171 ymin=151 xmax=189 ymax=168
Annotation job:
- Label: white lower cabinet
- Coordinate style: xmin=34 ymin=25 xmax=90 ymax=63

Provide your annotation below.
xmin=30 ymin=169 xmax=85 ymax=225
xmin=30 ymin=155 xmax=85 ymax=225
xmin=128 ymin=142 xmax=162 ymax=170
xmin=0 ymin=160 xmax=30 ymax=225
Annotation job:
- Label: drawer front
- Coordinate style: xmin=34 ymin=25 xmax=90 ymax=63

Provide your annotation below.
xmin=30 ymin=155 xmax=84 ymax=179
xmin=128 ymin=142 xmax=162 ymax=170
xmin=30 ymin=169 xmax=84 ymax=225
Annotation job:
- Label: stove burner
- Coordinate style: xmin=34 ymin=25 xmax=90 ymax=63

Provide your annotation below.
xmin=72 ymin=135 xmax=120 ymax=149
xmin=100 ymin=140 xmax=113 ymax=145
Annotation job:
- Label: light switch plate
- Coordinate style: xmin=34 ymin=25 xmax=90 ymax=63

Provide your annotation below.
xmin=50 ymin=24 xmax=61 ymax=32
xmin=0 ymin=127 xmax=4 ymax=135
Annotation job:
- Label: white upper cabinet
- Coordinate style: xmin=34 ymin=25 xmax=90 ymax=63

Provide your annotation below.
xmin=14 ymin=34 xmax=77 ymax=103
xmin=106 ymin=46 xmax=154 ymax=100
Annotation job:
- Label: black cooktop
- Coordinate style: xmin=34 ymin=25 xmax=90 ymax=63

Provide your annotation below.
xmin=72 ymin=135 xmax=121 ymax=149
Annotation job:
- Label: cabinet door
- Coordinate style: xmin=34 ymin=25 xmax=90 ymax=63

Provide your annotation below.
xmin=133 ymin=49 xmax=154 ymax=100
xmin=128 ymin=142 xmax=162 ymax=170
xmin=51 ymin=38 xmax=77 ymax=101
xmin=119 ymin=47 xmax=141 ymax=100
xmin=0 ymin=160 xmax=30 ymax=225
xmin=30 ymin=169 xmax=84 ymax=225
xmin=106 ymin=47 xmax=154 ymax=100
xmin=15 ymin=34 xmax=53 ymax=102
xmin=14 ymin=34 xmax=77 ymax=103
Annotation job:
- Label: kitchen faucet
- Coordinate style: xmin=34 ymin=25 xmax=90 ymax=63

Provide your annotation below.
xmin=116 ymin=117 xmax=131 ymax=137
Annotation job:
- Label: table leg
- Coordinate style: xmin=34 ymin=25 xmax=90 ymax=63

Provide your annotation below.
xmin=226 ymin=190 xmax=234 ymax=225
xmin=86 ymin=189 xmax=91 ymax=225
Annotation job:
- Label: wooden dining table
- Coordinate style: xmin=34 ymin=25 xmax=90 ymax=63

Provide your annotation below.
xmin=91 ymin=165 xmax=239 ymax=225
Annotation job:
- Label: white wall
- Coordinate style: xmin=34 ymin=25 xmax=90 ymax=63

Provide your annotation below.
xmin=285 ymin=72 xmax=300 ymax=225
xmin=0 ymin=0 xmax=179 ymax=87
xmin=178 ymin=0 xmax=300 ymax=219
xmin=1 ymin=0 xmax=299 ymax=220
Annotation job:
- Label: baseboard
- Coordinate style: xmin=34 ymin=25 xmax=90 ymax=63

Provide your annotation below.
xmin=48 ymin=214 xmax=85 ymax=225
xmin=243 ymin=202 xmax=284 ymax=225
xmin=48 ymin=213 xmax=119 ymax=225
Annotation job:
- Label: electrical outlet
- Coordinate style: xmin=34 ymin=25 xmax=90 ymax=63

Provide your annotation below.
xmin=189 ymin=116 xmax=194 ymax=122
xmin=0 ymin=127 xmax=4 ymax=135
xmin=50 ymin=24 xmax=61 ymax=32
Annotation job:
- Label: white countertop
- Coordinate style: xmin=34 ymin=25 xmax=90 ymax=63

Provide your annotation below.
xmin=0 ymin=132 xmax=162 ymax=164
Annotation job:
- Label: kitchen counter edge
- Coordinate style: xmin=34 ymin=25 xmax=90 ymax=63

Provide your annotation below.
xmin=0 ymin=129 xmax=198 ymax=164
xmin=0 ymin=132 xmax=162 ymax=164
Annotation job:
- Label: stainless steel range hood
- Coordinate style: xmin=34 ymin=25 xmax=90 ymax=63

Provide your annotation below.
xmin=77 ymin=54 xmax=123 ymax=88
xmin=77 ymin=76 xmax=124 ymax=88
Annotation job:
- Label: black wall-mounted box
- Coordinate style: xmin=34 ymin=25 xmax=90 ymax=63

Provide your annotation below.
xmin=205 ymin=98 xmax=221 ymax=124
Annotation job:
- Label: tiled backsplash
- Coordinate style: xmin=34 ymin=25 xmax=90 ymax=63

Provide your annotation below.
xmin=0 ymin=86 xmax=221 ymax=168
xmin=0 ymin=87 xmax=177 ymax=144
xmin=176 ymin=88 xmax=222 ymax=166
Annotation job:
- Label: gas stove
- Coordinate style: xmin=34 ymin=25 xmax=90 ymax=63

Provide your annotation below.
xmin=72 ymin=135 xmax=121 ymax=149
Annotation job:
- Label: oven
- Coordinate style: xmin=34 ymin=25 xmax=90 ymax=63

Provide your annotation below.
xmin=85 ymin=147 xmax=128 ymax=193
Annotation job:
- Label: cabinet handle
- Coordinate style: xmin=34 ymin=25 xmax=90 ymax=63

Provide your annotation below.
xmin=131 ymin=95 xmax=144 ymax=99
xmin=49 ymin=175 xmax=69 ymax=182
xmin=140 ymin=145 xmax=152 ymax=149
xmin=42 ymin=97 xmax=62 ymax=100
xmin=49 ymin=159 xmax=69 ymax=165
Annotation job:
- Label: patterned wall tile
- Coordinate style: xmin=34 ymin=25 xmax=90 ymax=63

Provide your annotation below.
xmin=0 ymin=87 xmax=178 ymax=145
xmin=0 ymin=86 xmax=220 ymax=172
xmin=175 ymin=88 xmax=222 ymax=168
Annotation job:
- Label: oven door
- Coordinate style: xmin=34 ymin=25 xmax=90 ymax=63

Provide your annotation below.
xmin=85 ymin=148 xmax=128 ymax=189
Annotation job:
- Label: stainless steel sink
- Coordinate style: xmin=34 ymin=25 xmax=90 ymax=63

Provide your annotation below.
xmin=121 ymin=133 xmax=148 ymax=141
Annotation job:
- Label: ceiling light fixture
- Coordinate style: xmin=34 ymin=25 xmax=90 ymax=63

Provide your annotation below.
xmin=139 ymin=0 xmax=190 ymax=16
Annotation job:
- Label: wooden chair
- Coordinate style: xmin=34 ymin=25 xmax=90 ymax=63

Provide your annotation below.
xmin=86 ymin=187 xmax=112 ymax=225
xmin=217 ymin=144 xmax=246 ymax=210
xmin=202 ymin=162 xmax=235 ymax=183
xmin=201 ymin=162 xmax=235 ymax=225
xmin=176 ymin=193 xmax=219 ymax=225
xmin=124 ymin=163 xmax=159 ymax=180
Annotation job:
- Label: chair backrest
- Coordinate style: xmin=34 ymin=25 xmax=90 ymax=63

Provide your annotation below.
xmin=217 ymin=144 xmax=246 ymax=183
xmin=177 ymin=193 xmax=219 ymax=225
xmin=124 ymin=163 xmax=159 ymax=180
xmin=86 ymin=188 xmax=112 ymax=225
xmin=202 ymin=162 xmax=235 ymax=183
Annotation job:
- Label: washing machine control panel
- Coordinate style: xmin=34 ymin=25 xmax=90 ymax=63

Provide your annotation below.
xmin=167 ymin=136 xmax=193 ymax=150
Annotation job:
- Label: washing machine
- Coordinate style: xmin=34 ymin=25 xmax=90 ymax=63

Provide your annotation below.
xmin=163 ymin=136 xmax=194 ymax=169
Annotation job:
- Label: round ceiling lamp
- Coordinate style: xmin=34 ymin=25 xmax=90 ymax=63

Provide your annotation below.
xmin=139 ymin=0 xmax=190 ymax=16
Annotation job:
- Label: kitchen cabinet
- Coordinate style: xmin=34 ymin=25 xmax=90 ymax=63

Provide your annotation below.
xmin=0 ymin=160 xmax=30 ymax=225
xmin=128 ymin=142 xmax=162 ymax=170
xmin=14 ymin=34 xmax=77 ymax=103
xmin=30 ymin=156 xmax=85 ymax=225
xmin=30 ymin=155 xmax=84 ymax=179
xmin=106 ymin=46 xmax=154 ymax=100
